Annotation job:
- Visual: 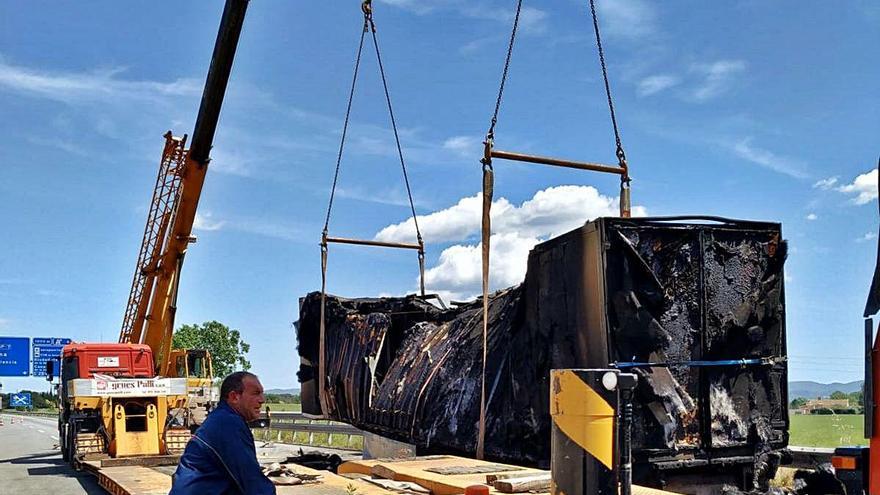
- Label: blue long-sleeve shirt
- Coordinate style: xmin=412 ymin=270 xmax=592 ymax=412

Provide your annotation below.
xmin=170 ymin=401 xmax=276 ymax=495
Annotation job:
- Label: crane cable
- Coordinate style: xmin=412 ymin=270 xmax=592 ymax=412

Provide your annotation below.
xmin=476 ymin=0 xmax=630 ymax=459
xmin=318 ymin=0 xmax=425 ymax=417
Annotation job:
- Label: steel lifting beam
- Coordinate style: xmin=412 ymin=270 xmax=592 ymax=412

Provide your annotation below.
xmin=490 ymin=149 xmax=626 ymax=176
xmin=324 ymin=236 xmax=422 ymax=251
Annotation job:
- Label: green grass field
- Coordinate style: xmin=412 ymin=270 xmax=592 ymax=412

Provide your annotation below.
xmin=264 ymin=403 xmax=301 ymax=412
xmin=789 ymin=414 xmax=865 ymax=447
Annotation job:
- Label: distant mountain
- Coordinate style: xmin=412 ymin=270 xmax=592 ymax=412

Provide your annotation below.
xmin=789 ymin=380 xmax=863 ymax=399
xmin=265 ymin=388 xmax=300 ymax=395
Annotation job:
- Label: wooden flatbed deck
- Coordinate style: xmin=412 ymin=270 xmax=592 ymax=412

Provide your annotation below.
xmin=84 ymin=452 xmax=553 ymax=495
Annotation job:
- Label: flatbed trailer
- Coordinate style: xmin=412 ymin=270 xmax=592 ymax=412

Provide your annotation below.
xmin=83 ymin=450 xmax=680 ymax=495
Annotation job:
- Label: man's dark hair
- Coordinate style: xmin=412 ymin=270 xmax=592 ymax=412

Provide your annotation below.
xmin=220 ymin=371 xmax=258 ymax=401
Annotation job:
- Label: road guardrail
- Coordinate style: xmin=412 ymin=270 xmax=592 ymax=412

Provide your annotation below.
xmin=1 ymin=410 xmax=57 ymax=418
xmin=253 ymin=411 xmax=362 ymax=450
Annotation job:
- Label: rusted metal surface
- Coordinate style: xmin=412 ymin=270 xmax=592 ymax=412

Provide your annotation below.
xmin=297 ymin=217 xmax=788 ymax=488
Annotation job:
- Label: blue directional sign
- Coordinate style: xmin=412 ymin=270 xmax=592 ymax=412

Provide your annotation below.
xmin=10 ymin=392 xmax=32 ymax=408
xmin=0 ymin=337 xmax=29 ymax=377
xmin=32 ymin=337 xmax=71 ymax=376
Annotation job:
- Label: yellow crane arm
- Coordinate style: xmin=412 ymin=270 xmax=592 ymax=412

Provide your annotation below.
xmin=118 ymin=0 xmax=250 ymax=378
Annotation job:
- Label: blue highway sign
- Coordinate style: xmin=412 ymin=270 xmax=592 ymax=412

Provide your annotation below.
xmin=0 ymin=337 xmax=29 ymax=376
xmin=32 ymin=337 xmax=71 ymax=376
xmin=10 ymin=392 xmax=32 ymax=407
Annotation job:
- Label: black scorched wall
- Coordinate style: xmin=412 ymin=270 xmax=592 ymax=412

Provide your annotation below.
xmin=296 ymin=217 xmax=788 ymax=471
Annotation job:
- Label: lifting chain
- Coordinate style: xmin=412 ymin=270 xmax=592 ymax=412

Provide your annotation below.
xmin=318 ymin=0 xmax=426 ymax=418
xmin=476 ymin=0 xmax=631 ymax=460
xmin=323 ymin=0 xmax=422 ymax=242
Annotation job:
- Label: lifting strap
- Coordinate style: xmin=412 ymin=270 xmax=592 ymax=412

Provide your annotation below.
xmin=475 ymin=0 xmax=631 ymax=459
xmin=318 ymin=0 xmax=426 ymax=417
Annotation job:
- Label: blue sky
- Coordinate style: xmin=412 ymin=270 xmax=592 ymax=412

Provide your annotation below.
xmin=1 ymin=1 xmax=878 ymax=391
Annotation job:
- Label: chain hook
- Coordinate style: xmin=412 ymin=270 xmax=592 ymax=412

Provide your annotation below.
xmin=481 ymin=132 xmax=494 ymax=171
xmin=362 ymin=0 xmax=376 ymax=32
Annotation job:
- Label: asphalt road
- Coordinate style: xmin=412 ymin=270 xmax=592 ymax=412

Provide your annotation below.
xmin=0 ymin=414 xmax=103 ymax=495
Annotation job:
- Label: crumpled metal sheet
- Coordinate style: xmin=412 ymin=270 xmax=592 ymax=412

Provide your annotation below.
xmin=296 ymin=217 xmax=788 ymax=478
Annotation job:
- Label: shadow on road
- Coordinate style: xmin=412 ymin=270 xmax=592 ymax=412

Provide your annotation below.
xmin=1 ymin=450 xmax=105 ymax=495
xmin=0 ymin=451 xmax=63 ymax=464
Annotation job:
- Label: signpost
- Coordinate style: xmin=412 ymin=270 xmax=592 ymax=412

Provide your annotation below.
xmin=32 ymin=338 xmax=71 ymax=377
xmin=10 ymin=392 xmax=32 ymax=408
xmin=0 ymin=337 xmax=29 ymax=377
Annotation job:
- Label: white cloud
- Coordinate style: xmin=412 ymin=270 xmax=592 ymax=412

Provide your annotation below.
xmin=193 ymin=212 xmax=301 ymax=242
xmin=459 ymin=36 xmax=501 ymax=55
xmin=376 ymin=185 xmax=646 ymax=299
xmin=376 ymin=185 xmax=644 ymax=244
xmin=442 ymin=135 xmax=481 ymax=158
xmin=598 ymin=0 xmax=657 ymax=40
xmin=27 ymin=136 xmax=90 ymax=157
xmin=36 ymin=289 xmax=67 ymax=297
xmin=335 ymin=185 xmax=430 ymax=209
xmin=0 ymin=59 xmax=200 ymax=104
xmin=857 ymin=232 xmax=878 ymax=243
xmin=690 ymin=60 xmax=747 ymax=102
xmin=518 ymin=7 xmax=549 ymax=34
xmin=806 ymin=213 xmax=818 ymax=221
xmin=424 ymin=232 xmax=539 ymax=300
xmin=637 ymin=74 xmax=680 ymax=97
xmin=730 ymin=137 xmax=809 ymax=179
xmin=376 ymin=193 xmax=493 ymax=244
xmin=813 ymin=176 xmax=839 ymax=190
xmin=208 ymin=148 xmax=255 ymax=177
xmin=375 ymin=0 xmax=441 ymax=15
xmin=235 ymin=218 xmax=301 ymax=241
xmin=838 ymin=168 xmax=878 ymax=205
xmin=194 ymin=212 xmax=226 ymax=232
xmin=378 ymin=1 xmax=548 ymax=34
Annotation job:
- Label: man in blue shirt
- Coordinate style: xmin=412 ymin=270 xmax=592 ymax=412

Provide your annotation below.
xmin=170 ymin=371 xmax=276 ymax=494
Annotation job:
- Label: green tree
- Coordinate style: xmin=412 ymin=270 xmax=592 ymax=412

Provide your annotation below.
xmin=830 ymin=391 xmax=848 ymax=400
xmin=173 ymin=321 xmax=251 ymax=378
xmin=790 ymin=397 xmax=808 ymax=409
xmin=848 ymin=390 xmax=864 ymax=408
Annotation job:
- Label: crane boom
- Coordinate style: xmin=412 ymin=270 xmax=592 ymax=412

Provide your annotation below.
xmin=119 ymin=133 xmax=187 ymax=346
xmin=119 ymin=0 xmax=250 ymax=378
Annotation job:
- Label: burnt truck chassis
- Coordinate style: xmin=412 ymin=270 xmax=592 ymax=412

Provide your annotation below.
xmin=297 ymin=217 xmax=789 ymax=489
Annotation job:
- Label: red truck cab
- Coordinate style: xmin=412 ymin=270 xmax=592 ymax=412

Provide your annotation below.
xmin=61 ymin=343 xmax=155 ymax=380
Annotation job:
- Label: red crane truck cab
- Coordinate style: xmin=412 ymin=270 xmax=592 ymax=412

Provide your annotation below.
xmin=60 ymin=343 xmax=155 ymax=380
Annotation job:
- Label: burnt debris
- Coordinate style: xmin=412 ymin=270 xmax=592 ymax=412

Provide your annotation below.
xmin=296 ymin=217 xmax=789 ymax=486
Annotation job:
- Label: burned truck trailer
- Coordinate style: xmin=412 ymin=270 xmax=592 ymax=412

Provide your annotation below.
xmin=297 ymin=217 xmax=789 ymax=485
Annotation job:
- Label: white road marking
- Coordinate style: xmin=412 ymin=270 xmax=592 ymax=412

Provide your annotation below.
xmin=37 ymin=429 xmax=46 ymax=433
xmin=51 ymin=435 xmax=59 ymax=440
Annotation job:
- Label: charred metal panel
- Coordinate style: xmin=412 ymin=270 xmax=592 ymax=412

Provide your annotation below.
xmin=296 ymin=217 xmax=788 ymax=475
